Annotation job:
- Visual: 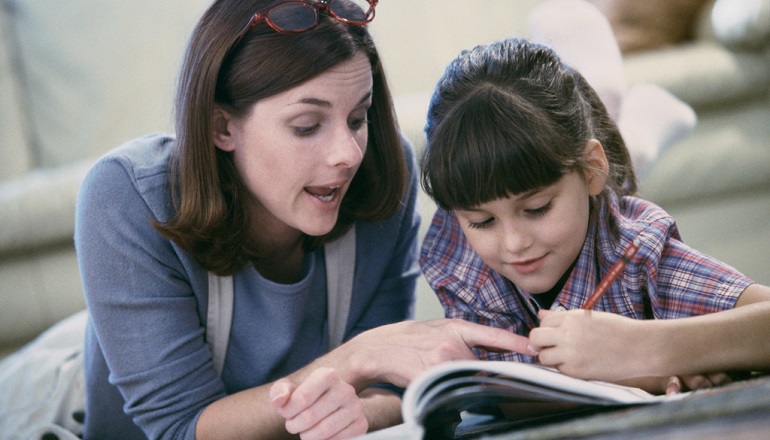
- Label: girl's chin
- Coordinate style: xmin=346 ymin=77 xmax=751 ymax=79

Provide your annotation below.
xmin=507 ymin=275 xmax=559 ymax=295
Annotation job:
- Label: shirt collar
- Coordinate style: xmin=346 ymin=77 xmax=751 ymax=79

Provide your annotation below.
xmin=530 ymin=193 xmax=622 ymax=311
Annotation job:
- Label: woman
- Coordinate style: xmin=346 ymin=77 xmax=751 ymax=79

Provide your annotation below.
xmin=74 ymin=1 xmax=532 ymax=439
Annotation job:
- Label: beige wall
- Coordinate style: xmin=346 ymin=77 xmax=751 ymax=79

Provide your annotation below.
xmin=370 ymin=1 xmax=543 ymax=97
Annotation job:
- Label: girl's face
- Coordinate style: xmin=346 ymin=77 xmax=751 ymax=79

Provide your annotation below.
xmin=214 ymin=52 xmax=372 ymax=238
xmin=454 ymin=159 xmax=606 ymax=294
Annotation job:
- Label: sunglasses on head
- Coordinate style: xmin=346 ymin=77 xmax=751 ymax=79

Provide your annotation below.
xmin=237 ymin=0 xmax=377 ymax=40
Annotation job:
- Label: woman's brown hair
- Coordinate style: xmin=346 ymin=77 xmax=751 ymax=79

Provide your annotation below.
xmin=155 ymin=0 xmax=406 ymax=275
xmin=421 ymin=38 xmax=636 ymax=232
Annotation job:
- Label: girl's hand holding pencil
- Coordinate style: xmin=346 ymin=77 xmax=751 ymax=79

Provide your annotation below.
xmin=528 ymin=239 xmax=644 ymax=381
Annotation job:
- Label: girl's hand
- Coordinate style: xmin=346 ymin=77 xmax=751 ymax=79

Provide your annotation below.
xmin=613 ymin=373 xmax=733 ymax=395
xmin=269 ymin=367 xmax=368 ymax=439
xmin=529 ymin=309 xmax=645 ymax=381
xmin=530 ymin=310 xmax=742 ymax=392
xmin=664 ymin=373 xmax=733 ymax=395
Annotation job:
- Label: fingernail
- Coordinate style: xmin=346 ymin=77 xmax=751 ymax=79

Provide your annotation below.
xmin=269 ymin=386 xmax=287 ymax=404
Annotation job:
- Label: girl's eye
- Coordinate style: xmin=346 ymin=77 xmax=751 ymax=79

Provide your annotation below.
xmin=292 ymin=124 xmax=320 ymax=137
xmin=467 ymin=217 xmax=494 ymax=230
xmin=526 ymin=201 xmax=552 ymax=217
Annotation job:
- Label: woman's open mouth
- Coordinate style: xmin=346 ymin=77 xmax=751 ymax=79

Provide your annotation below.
xmin=305 ymin=185 xmax=340 ymax=202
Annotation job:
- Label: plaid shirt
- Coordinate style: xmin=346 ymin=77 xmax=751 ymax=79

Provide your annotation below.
xmin=419 ymin=194 xmax=754 ymax=362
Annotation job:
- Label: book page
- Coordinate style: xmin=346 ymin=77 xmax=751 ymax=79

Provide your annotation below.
xmin=402 ymin=360 xmax=672 ymax=426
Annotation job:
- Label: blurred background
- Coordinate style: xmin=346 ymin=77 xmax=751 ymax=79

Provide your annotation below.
xmin=0 ymin=0 xmax=768 ymax=357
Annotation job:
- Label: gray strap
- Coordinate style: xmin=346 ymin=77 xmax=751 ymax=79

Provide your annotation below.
xmin=324 ymin=226 xmax=356 ymax=350
xmin=206 ymin=273 xmax=233 ymax=376
xmin=205 ymin=225 xmax=356 ymax=375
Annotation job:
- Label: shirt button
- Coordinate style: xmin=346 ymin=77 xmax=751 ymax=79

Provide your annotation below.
xmin=554 ymin=305 xmax=568 ymax=312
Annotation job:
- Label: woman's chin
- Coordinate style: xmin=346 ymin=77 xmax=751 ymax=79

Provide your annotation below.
xmin=298 ymin=218 xmax=338 ymax=238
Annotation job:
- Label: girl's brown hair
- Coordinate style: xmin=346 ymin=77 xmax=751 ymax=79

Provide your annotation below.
xmin=421 ymin=38 xmax=636 ymax=230
xmin=155 ymin=0 xmax=406 ymax=275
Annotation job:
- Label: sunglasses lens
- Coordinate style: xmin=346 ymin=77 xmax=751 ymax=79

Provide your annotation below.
xmin=328 ymin=0 xmax=373 ymax=23
xmin=268 ymin=2 xmax=318 ymax=32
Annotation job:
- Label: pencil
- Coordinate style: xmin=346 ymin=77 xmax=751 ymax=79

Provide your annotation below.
xmin=581 ymin=239 xmax=641 ymax=310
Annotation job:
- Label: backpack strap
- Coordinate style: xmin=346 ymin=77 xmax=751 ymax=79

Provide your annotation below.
xmin=206 ymin=226 xmax=356 ymax=375
xmin=206 ymin=274 xmax=234 ymax=376
xmin=324 ymin=225 xmax=356 ymax=350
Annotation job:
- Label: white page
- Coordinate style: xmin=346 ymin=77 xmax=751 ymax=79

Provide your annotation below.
xmin=402 ymin=360 xmax=682 ymax=424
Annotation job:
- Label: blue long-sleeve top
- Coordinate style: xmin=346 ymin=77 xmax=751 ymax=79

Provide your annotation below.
xmin=74 ymin=133 xmax=420 ymax=439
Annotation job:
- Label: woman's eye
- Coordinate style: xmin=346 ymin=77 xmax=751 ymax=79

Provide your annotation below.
xmin=526 ymin=201 xmax=552 ymax=217
xmin=467 ymin=217 xmax=494 ymax=230
xmin=349 ymin=116 xmax=369 ymax=131
xmin=292 ymin=124 xmax=320 ymax=137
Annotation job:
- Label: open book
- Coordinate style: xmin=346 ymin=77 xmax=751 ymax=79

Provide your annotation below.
xmin=358 ymin=360 xmax=686 ymax=439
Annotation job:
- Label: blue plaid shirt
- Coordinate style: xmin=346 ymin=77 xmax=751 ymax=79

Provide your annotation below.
xmin=419 ymin=194 xmax=754 ymax=362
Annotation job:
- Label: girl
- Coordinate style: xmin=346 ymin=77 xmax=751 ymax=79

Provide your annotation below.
xmin=419 ymin=38 xmax=770 ymax=393
xmin=74 ymin=2 xmax=531 ymax=439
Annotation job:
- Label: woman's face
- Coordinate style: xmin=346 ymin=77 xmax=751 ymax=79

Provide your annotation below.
xmin=454 ymin=169 xmax=605 ymax=295
xmin=215 ymin=52 xmax=372 ymax=238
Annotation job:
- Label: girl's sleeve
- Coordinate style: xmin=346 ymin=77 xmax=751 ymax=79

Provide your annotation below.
xmin=636 ymin=218 xmax=754 ymax=319
xmin=75 ymin=156 xmax=223 ymax=439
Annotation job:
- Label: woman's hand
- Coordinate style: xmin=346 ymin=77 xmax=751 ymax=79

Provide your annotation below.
xmin=348 ymin=318 xmax=537 ymax=388
xmin=264 ymin=318 xmax=533 ymax=438
xmin=269 ymin=367 xmax=368 ymax=439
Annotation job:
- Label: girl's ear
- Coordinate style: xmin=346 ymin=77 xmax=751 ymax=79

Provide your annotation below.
xmin=585 ymin=139 xmax=610 ymax=196
xmin=212 ymin=106 xmax=237 ymax=152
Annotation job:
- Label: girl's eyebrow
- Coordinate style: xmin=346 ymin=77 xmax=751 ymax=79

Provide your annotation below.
xmin=514 ymin=188 xmax=544 ymax=201
xmin=457 ymin=186 xmax=550 ymax=213
xmin=459 ymin=188 xmax=544 ymax=213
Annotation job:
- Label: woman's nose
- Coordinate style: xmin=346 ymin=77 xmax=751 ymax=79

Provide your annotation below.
xmin=327 ymin=126 xmax=365 ymax=168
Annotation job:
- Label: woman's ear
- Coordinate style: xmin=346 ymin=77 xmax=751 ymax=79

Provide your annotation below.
xmin=212 ymin=106 xmax=237 ymax=152
xmin=585 ymin=139 xmax=609 ymax=196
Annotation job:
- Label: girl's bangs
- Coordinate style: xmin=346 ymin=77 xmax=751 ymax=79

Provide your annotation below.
xmin=424 ymin=89 xmax=569 ymax=210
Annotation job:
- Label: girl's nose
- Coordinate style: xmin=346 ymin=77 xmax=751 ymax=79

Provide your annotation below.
xmin=502 ymin=222 xmax=534 ymax=254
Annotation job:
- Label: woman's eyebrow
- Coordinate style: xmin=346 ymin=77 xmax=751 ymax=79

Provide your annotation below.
xmin=294 ymin=98 xmax=332 ymax=108
xmin=293 ymin=91 xmax=372 ymax=109
xmin=359 ymin=91 xmax=373 ymax=105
